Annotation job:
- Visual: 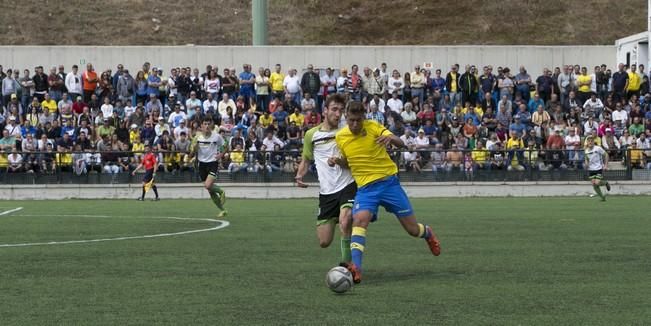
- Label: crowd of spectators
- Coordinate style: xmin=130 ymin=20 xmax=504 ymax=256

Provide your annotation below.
xmin=1 ymin=60 xmax=651 ymax=177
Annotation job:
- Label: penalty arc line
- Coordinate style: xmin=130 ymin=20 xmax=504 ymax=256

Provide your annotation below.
xmin=0 ymin=214 xmax=230 ymax=248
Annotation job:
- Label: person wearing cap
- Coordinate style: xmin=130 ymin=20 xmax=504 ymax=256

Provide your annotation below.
xmin=154 ymin=116 xmax=170 ymax=140
xmin=601 ymin=128 xmax=621 ymax=159
xmin=4 ymin=117 xmax=21 ymax=138
xmin=167 ymin=103 xmax=187 ymax=128
xmin=414 ymin=127 xmax=431 ymax=160
xmin=173 ymin=119 xmax=189 ymax=140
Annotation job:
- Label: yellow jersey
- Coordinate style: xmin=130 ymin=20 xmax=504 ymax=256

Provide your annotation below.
xmin=259 ymin=114 xmax=274 ymax=128
xmin=628 ymin=71 xmax=640 ymax=91
xmin=42 ymin=100 xmax=58 ymax=114
xmin=577 ymin=75 xmax=592 ymax=93
xmin=335 ymin=120 xmax=398 ymax=187
xmin=270 ymin=72 xmax=285 ymax=92
xmin=450 ymin=72 xmax=457 ymax=92
xmin=471 ymin=148 xmax=489 ymax=163
xmin=288 ymin=113 xmax=305 ymax=126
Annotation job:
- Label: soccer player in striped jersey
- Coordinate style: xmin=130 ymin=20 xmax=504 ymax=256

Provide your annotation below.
xmin=191 ymin=117 xmax=228 ymax=217
xmin=132 ymin=143 xmax=160 ymax=201
xmin=295 ymin=94 xmax=355 ymax=264
xmin=584 ymin=135 xmax=611 ymax=201
xmin=331 ymin=101 xmax=441 ymax=284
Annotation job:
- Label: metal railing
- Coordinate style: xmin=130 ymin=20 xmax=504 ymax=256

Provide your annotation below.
xmin=0 ymin=148 xmax=647 ymax=184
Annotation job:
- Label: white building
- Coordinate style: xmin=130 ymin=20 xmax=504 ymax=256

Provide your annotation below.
xmin=616 ymin=31 xmax=649 ymax=68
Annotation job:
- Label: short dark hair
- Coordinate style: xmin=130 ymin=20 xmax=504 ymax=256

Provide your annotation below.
xmin=324 ymin=94 xmax=346 ymax=109
xmin=346 ymin=101 xmax=365 ymax=116
xmin=72 ymin=65 xmax=78 ymax=69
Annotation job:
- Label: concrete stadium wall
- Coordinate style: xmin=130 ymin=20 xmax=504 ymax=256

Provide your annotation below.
xmin=0 ymin=46 xmax=615 ymax=76
xmin=1 ymin=181 xmax=649 ymax=200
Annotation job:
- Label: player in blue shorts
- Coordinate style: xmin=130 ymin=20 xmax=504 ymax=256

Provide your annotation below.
xmin=330 ymin=101 xmax=441 ymax=283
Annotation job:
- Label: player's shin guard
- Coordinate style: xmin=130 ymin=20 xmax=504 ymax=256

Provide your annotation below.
xmin=593 ymin=184 xmax=604 ymax=199
xmin=341 ymin=237 xmax=352 ymax=263
xmin=209 ymin=184 xmax=224 ymax=209
xmin=416 ymin=223 xmax=432 ymax=239
xmin=351 ymin=227 xmax=366 ymax=271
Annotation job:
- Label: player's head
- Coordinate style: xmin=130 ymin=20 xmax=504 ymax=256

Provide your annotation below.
xmin=202 ymin=117 xmax=213 ymax=133
xmin=586 ymin=135 xmax=595 ymax=148
xmin=323 ymin=94 xmax=345 ymax=128
xmin=346 ymin=101 xmax=366 ymax=135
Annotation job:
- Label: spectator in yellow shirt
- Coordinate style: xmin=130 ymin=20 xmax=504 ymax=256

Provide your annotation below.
xmin=288 ymin=107 xmax=305 ymax=126
xmin=41 ymin=93 xmax=58 ymax=115
xmin=506 ymin=131 xmax=525 ymax=170
xmin=576 ymin=67 xmax=592 ymax=104
xmin=259 ymin=111 xmax=274 ymax=129
xmin=627 ymin=64 xmax=641 ymax=99
xmin=471 ymin=140 xmax=490 ymax=170
xmin=269 ymin=64 xmax=285 ymax=99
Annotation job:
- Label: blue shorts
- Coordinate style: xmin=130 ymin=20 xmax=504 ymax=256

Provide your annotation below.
xmin=353 ymin=175 xmax=414 ymax=219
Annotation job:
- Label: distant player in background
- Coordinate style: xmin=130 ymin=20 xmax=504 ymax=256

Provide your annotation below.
xmin=331 ymin=102 xmax=441 ymax=284
xmin=192 ymin=117 xmax=228 ymax=217
xmin=295 ymin=94 xmax=355 ymax=264
xmin=584 ymin=135 xmax=611 ymax=201
xmin=132 ymin=143 xmax=160 ymax=201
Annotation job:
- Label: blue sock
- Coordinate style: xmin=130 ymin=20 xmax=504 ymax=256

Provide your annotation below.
xmin=351 ymin=226 xmax=367 ymax=271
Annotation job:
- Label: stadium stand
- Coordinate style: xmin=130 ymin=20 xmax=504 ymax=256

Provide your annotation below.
xmin=0 ymin=62 xmax=650 ymax=184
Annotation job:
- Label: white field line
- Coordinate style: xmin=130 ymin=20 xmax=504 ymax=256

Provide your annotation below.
xmin=0 ymin=207 xmax=23 ymax=216
xmin=0 ymin=214 xmax=229 ymax=248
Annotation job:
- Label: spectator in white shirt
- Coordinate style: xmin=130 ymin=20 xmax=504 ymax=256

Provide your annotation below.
xmin=65 ymin=65 xmax=83 ymax=99
xmin=583 ymin=93 xmax=604 ymax=119
xmin=283 ymin=69 xmax=301 ymax=104
xmin=564 ymin=128 xmax=583 ymax=167
xmin=387 ymin=70 xmax=405 ymax=95
xmin=611 ymin=104 xmax=629 ymax=126
xmin=218 ymin=93 xmax=236 ymax=118
xmin=204 ymin=70 xmax=221 ymax=98
xmin=173 ymin=120 xmax=189 ymax=139
xmin=100 ymin=96 xmax=114 ymax=118
xmin=386 ymin=91 xmax=404 ymax=114
xmin=167 ymin=104 xmax=187 ymax=128
xmin=203 ymin=92 xmax=219 ymax=114
xmin=262 ymin=130 xmax=284 ymax=152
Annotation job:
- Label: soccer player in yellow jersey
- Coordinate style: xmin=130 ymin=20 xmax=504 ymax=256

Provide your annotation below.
xmin=331 ymin=102 xmax=441 ymax=283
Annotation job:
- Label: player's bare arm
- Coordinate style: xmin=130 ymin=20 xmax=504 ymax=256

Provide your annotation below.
xmin=294 ymin=158 xmax=310 ymax=188
xmin=377 ymin=134 xmax=405 ymax=148
xmin=327 ymin=156 xmax=348 ymax=168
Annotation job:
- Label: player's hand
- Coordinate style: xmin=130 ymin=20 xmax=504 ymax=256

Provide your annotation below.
xmin=603 ymin=166 xmax=608 ymax=171
xmin=376 ymin=135 xmax=392 ymax=146
xmin=295 ymin=176 xmax=308 ymax=188
xmin=131 ymin=171 xmax=135 ymax=176
xmin=327 ymin=157 xmax=339 ymax=167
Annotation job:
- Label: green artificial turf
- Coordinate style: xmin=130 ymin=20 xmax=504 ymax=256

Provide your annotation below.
xmin=0 ymin=197 xmax=649 ymax=325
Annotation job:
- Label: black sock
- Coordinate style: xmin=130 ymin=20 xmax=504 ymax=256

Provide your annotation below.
xmin=141 ymin=186 xmax=146 ymax=199
xmin=152 ymin=185 xmax=159 ymax=198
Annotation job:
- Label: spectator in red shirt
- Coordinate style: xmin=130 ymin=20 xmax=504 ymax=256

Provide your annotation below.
xmin=417 ymin=104 xmax=435 ymax=125
xmin=131 ymin=144 xmax=160 ymax=201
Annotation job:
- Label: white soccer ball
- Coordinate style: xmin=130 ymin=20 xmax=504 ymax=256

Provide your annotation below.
xmin=326 ymin=266 xmax=353 ymax=293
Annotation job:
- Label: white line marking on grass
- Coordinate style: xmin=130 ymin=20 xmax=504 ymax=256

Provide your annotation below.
xmin=0 ymin=214 xmax=229 ymax=248
xmin=0 ymin=207 xmax=23 ymax=216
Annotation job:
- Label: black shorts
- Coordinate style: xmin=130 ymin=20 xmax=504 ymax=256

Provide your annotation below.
xmin=588 ymin=169 xmax=603 ymax=179
xmin=199 ymin=161 xmax=219 ymax=181
xmin=143 ymin=169 xmax=154 ymax=183
xmin=317 ymin=182 xmax=357 ymax=224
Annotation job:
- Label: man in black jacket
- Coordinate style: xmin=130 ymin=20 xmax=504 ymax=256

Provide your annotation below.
xmin=301 ymin=64 xmax=321 ymax=103
xmin=445 ymin=64 xmax=461 ymax=107
xmin=459 ymin=65 xmax=478 ymax=105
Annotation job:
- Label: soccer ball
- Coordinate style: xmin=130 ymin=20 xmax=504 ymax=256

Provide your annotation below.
xmin=326 ymin=266 xmax=353 ymax=293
